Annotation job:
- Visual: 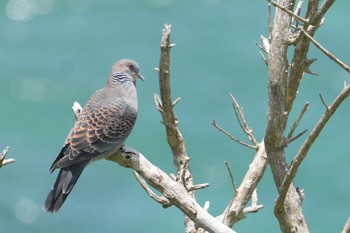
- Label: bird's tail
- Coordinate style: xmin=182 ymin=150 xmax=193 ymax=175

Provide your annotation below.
xmin=43 ymin=162 xmax=88 ymax=213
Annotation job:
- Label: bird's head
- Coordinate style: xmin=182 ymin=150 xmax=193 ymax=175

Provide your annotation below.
xmin=110 ymin=59 xmax=145 ymax=83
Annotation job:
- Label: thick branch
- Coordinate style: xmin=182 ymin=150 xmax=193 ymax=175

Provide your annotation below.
xmin=265 ymin=1 xmax=310 ymax=232
xmin=107 ymin=147 xmax=235 ymax=233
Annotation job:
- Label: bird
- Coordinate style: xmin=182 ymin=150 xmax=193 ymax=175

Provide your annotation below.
xmin=43 ymin=59 xmax=144 ymax=213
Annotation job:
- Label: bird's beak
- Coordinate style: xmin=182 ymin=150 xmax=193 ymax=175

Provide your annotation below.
xmin=138 ymin=73 xmax=145 ymax=81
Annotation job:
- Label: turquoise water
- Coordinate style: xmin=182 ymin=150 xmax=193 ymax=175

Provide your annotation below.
xmin=1 ymin=0 xmax=349 ymax=232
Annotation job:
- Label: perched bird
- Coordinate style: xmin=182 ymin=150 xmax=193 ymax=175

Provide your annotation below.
xmin=43 ymin=59 xmax=144 ymax=213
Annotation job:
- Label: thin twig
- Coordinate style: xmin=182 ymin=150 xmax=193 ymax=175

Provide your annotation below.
xmin=319 ymin=93 xmax=329 ymax=110
xmin=225 ymin=161 xmax=237 ymax=193
xmin=172 ymin=97 xmax=181 ymax=107
xmin=287 ymin=102 xmax=309 ymax=139
xmin=242 ymin=189 xmax=264 ymax=214
xmin=153 ymin=93 xmax=163 ymax=112
xmin=269 ymin=0 xmax=309 ymax=24
xmin=286 ymin=129 xmax=308 ymax=144
xmin=268 ymin=2 xmax=272 ymax=41
xmin=187 ymin=183 xmax=210 ymax=192
xmin=316 ymin=0 xmax=336 ymax=26
xmin=292 ymin=0 xmax=304 ymax=29
xmin=203 ymin=201 xmax=210 ymax=212
xmin=211 ymin=121 xmax=256 ymax=149
xmin=256 ymin=35 xmax=270 ymax=54
xmin=229 ymin=93 xmax=259 ymax=147
xmin=300 ymin=27 xmax=350 ymax=73
xmin=255 ymin=41 xmax=265 ymax=52
xmin=259 ymin=51 xmax=268 ymax=65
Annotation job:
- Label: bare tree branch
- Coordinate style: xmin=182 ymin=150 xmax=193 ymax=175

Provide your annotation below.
xmin=157 ymin=24 xmax=192 ymax=182
xmin=285 ymin=129 xmax=307 ymax=144
xmin=316 ymin=0 xmax=336 ymax=25
xmin=211 ymin=121 xmax=256 ymax=149
xmin=300 ymin=27 xmax=350 ymax=73
xmin=291 ymin=0 xmax=304 ymax=28
xmin=287 ymin=102 xmax=309 ymax=140
xmin=224 ymin=161 xmax=237 ymax=193
xmin=242 ymin=189 xmax=264 ymax=215
xmin=269 ymin=0 xmax=309 ymax=24
xmin=229 ymin=93 xmax=259 ymax=146
xmin=211 ymin=93 xmax=259 ymax=150
xmin=318 ymin=93 xmax=329 ymax=110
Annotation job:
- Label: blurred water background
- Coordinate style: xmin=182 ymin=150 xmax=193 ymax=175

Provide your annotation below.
xmin=0 ymin=0 xmax=349 ymax=232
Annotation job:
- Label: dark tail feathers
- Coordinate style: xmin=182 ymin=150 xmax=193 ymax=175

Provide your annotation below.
xmin=43 ymin=162 xmax=87 ymax=213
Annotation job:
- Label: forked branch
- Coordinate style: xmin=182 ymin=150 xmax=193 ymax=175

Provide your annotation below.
xmin=0 ymin=146 xmax=15 ymax=169
xmin=212 ymin=93 xmax=259 ymax=150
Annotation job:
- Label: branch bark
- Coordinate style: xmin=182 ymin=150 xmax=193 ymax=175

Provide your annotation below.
xmin=265 ymin=1 xmax=310 ymax=232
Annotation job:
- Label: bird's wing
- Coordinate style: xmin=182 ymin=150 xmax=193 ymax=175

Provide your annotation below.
xmin=50 ymin=89 xmax=137 ymax=170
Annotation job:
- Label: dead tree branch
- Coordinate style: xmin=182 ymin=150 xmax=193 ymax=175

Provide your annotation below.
xmin=155 ymin=24 xmax=198 ymax=232
xmin=229 ymin=93 xmax=259 ymax=147
xmin=286 ymin=102 xmax=309 ymax=140
xmin=224 ymin=161 xmax=237 ymax=193
xmin=211 ymin=121 xmax=256 ymax=149
xmin=300 ymin=27 xmax=350 ymax=73
xmin=211 ymin=93 xmax=259 ymax=150
xmin=269 ymin=0 xmax=309 ymax=24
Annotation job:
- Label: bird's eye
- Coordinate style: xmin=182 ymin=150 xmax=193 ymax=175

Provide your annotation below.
xmin=128 ymin=64 xmax=134 ymax=70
